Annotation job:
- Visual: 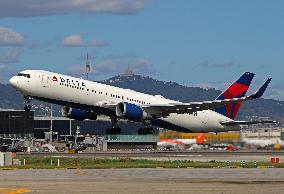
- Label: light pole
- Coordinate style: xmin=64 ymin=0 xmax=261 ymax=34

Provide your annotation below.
xmin=50 ymin=104 xmax=53 ymax=145
xmin=75 ymin=126 xmax=80 ymax=146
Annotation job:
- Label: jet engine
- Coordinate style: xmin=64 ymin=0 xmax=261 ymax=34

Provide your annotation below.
xmin=116 ymin=102 xmax=150 ymax=121
xmin=62 ymin=107 xmax=97 ymax=121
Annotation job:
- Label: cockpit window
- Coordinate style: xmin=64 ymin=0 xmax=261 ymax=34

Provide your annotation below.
xmin=17 ymin=73 xmax=31 ymax=78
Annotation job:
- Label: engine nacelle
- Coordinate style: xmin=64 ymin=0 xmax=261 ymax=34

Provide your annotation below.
xmin=62 ymin=107 xmax=97 ymax=121
xmin=116 ymin=102 xmax=149 ymax=121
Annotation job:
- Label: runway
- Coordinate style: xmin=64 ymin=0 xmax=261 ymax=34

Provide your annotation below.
xmin=18 ymin=150 xmax=284 ymax=162
xmin=3 ymin=151 xmax=284 ymax=193
xmin=1 ymin=168 xmax=284 ymax=194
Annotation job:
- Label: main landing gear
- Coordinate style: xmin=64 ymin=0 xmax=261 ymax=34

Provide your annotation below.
xmin=106 ymin=116 xmax=122 ymax=135
xmin=106 ymin=126 xmax=122 ymax=135
xmin=24 ymin=96 xmax=32 ymax=112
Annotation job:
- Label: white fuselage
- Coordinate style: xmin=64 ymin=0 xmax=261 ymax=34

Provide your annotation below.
xmin=9 ymin=70 xmax=240 ymax=133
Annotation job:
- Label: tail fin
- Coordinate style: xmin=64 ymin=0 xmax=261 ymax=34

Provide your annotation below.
xmin=195 ymin=133 xmax=205 ymax=144
xmin=215 ymin=72 xmax=255 ymax=120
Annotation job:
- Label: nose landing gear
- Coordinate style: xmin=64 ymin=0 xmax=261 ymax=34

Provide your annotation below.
xmin=24 ymin=96 xmax=32 ymax=112
xmin=24 ymin=104 xmax=31 ymax=112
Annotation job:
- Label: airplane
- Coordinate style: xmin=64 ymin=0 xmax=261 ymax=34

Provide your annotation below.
xmin=241 ymin=132 xmax=284 ymax=148
xmin=158 ymin=133 xmax=205 ymax=150
xmin=9 ymin=70 xmax=276 ymax=135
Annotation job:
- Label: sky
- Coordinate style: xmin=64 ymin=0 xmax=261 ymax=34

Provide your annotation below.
xmin=0 ymin=0 xmax=283 ymax=100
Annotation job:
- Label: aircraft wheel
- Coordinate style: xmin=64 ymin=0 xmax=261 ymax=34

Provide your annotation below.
xmin=24 ymin=105 xmax=31 ymax=112
xmin=106 ymin=128 xmax=111 ymax=135
xmin=106 ymin=127 xmax=121 ymax=135
xmin=138 ymin=128 xmax=143 ymax=135
xmin=115 ymin=127 xmax=122 ymax=134
xmin=138 ymin=128 xmax=147 ymax=135
xmin=145 ymin=127 xmax=154 ymax=134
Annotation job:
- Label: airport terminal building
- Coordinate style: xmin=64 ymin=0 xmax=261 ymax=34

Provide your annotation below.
xmin=0 ymin=109 xmax=158 ymax=150
xmin=0 ymin=109 xmax=155 ymax=138
xmin=0 ymin=110 xmax=34 ymax=138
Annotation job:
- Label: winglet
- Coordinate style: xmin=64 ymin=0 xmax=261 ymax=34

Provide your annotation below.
xmin=250 ymin=78 xmax=272 ymax=99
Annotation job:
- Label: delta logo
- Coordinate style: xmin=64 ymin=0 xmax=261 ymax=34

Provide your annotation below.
xmin=52 ymin=76 xmax=58 ymax=82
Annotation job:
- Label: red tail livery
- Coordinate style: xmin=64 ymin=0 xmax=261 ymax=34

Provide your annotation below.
xmin=215 ymin=72 xmax=255 ymax=119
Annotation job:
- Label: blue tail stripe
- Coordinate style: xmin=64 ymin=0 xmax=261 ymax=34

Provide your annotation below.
xmin=236 ymin=72 xmax=255 ymax=85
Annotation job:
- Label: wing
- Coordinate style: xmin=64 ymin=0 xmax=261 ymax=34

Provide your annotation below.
xmin=142 ymin=78 xmax=272 ymax=117
xmin=220 ymin=120 xmax=278 ymax=126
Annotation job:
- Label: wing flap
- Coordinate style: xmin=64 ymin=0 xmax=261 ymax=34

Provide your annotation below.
xmin=221 ymin=120 xmax=278 ymax=126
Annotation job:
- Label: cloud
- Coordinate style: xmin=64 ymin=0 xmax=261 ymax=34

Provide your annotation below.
xmin=66 ymin=61 xmax=118 ymax=78
xmin=263 ymin=83 xmax=284 ymax=101
xmin=66 ymin=64 xmax=86 ymax=75
xmin=66 ymin=57 xmax=156 ymax=78
xmin=196 ymin=60 xmax=239 ymax=69
xmin=62 ymin=34 xmax=109 ymax=47
xmin=62 ymin=35 xmax=84 ymax=46
xmin=128 ymin=59 xmax=156 ymax=75
xmin=0 ymin=65 xmax=7 ymax=72
xmin=0 ymin=27 xmax=24 ymax=46
xmin=93 ymin=61 xmax=118 ymax=74
xmin=0 ymin=0 xmax=145 ymax=18
xmin=189 ymin=81 xmax=228 ymax=91
xmin=91 ymin=58 xmax=156 ymax=76
xmin=0 ymin=49 xmax=22 ymax=64
xmin=103 ymin=52 xmax=139 ymax=60
xmin=27 ymin=38 xmax=58 ymax=49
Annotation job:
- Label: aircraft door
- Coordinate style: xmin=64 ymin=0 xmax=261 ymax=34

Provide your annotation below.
xmin=41 ymin=74 xmax=50 ymax=88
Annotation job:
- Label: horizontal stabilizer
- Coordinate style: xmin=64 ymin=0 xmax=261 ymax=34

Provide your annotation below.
xmin=221 ymin=120 xmax=278 ymax=126
xmin=250 ymin=78 xmax=272 ymax=99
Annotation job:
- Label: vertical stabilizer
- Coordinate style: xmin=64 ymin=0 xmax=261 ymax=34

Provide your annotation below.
xmin=215 ymin=72 xmax=255 ymax=119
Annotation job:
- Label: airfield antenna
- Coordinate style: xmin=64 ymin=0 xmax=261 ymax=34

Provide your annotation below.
xmin=85 ymin=53 xmax=91 ymax=80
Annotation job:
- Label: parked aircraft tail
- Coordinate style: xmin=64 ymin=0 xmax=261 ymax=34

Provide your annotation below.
xmin=196 ymin=133 xmax=205 ymax=144
xmin=215 ymin=72 xmax=255 ymax=119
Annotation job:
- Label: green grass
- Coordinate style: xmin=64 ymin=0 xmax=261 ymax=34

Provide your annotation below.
xmin=3 ymin=157 xmax=284 ymax=169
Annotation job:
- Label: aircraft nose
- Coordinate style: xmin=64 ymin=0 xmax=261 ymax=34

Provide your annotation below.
xmin=9 ymin=76 xmax=18 ymax=88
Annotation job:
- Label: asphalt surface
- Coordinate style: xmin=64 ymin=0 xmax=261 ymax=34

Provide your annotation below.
xmin=18 ymin=150 xmax=284 ymax=162
xmin=1 ymin=168 xmax=284 ymax=194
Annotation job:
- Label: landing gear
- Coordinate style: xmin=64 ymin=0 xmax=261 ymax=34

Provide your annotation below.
xmin=24 ymin=96 xmax=32 ymax=112
xmin=138 ymin=127 xmax=154 ymax=135
xmin=24 ymin=104 xmax=31 ymax=112
xmin=106 ymin=116 xmax=122 ymax=135
xmin=106 ymin=126 xmax=122 ymax=135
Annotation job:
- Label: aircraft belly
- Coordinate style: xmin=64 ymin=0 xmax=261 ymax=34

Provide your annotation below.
xmin=159 ymin=111 xmax=226 ymax=132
